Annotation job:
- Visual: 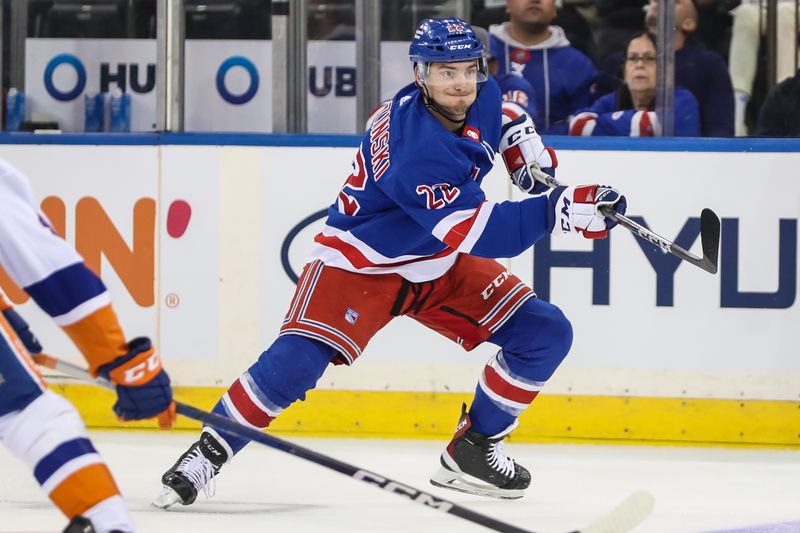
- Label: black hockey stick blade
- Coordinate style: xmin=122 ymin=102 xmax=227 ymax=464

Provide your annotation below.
xmin=34 ymin=353 xmax=655 ymax=533
xmin=699 ymin=208 xmax=721 ymax=274
xmin=600 ymin=207 xmax=720 ymax=274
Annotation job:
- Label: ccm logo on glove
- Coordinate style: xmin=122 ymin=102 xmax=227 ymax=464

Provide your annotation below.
xmin=120 ymin=352 xmax=161 ymax=385
xmin=549 ymin=184 xmax=627 ymax=240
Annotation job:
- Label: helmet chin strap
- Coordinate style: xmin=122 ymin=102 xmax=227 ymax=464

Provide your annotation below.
xmin=418 ymin=81 xmax=468 ymax=127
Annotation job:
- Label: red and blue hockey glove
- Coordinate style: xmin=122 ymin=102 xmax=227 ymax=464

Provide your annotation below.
xmin=96 ymin=337 xmax=176 ymax=429
xmin=500 ymin=102 xmax=557 ymax=195
xmin=548 ymin=184 xmax=627 ymax=239
xmin=1 ymin=307 xmax=43 ymax=355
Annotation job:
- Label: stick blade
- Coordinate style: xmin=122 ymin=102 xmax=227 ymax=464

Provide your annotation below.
xmin=700 ymin=208 xmax=721 ymax=275
xmin=577 ymin=490 xmax=655 ymax=533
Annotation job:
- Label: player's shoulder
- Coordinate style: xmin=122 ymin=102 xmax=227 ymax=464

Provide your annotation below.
xmin=388 ymin=84 xmax=450 ymax=150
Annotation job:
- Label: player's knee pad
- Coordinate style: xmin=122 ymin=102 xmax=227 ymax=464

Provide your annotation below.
xmin=0 ymin=391 xmax=129 ymax=528
xmin=249 ymin=334 xmax=337 ymax=407
xmin=1 ymin=390 xmax=83 ymax=460
xmin=489 ymin=298 xmax=573 ymax=380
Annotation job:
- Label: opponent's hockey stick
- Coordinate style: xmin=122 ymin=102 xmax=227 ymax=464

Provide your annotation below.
xmin=33 ymin=353 xmax=654 ymax=533
xmin=530 ymin=168 xmax=720 ymax=274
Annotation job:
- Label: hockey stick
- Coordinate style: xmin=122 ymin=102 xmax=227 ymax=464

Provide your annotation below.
xmin=33 ymin=353 xmax=654 ymax=533
xmin=530 ymin=168 xmax=721 ymax=274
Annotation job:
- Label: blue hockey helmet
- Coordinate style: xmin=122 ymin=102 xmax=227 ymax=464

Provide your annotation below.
xmin=409 ymin=18 xmax=488 ymax=81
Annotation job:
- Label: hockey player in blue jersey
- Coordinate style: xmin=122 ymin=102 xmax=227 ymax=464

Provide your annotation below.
xmin=155 ymin=17 xmax=627 ymax=505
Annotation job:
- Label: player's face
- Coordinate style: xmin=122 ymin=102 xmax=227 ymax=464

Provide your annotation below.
xmin=506 ymin=0 xmax=557 ymax=26
xmin=422 ymin=61 xmax=480 ymax=119
xmin=645 ymin=0 xmax=697 ymax=33
xmin=625 ymin=36 xmax=657 ymax=93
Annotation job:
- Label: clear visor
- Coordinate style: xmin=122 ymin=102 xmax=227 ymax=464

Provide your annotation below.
xmin=416 ymin=58 xmax=489 ymax=86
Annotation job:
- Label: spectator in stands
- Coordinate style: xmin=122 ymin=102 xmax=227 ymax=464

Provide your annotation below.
xmin=489 ymin=0 xmax=598 ymax=135
xmin=308 ymin=0 xmax=355 ymax=40
xmin=570 ymin=32 xmax=700 ymax=136
xmin=692 ymin=0 xmax=734 ymax=60
xmin=729 ymin=0 xmax=799 ymax=135
xmin=642 ymin=0 xmax=734 ymax=136
xmin=598 ymin=0 xmax=733 ymax=136
xmin=473 ymin=25 xmax=538 ymax=120
xmin=594 ymin=0 xmax=650 ymax=64
xmin=756 ymin=68 xmax=800 ymax=136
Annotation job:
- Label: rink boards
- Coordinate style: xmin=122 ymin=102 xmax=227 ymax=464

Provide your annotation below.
xmin=0 ymin=135 xmax=797 ymax=447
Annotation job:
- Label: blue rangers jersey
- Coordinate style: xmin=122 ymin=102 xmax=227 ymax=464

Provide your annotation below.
xmin=569 ymin=87 xmax=700 ymax=137
xmin=307 ymin=77 xmax=553 ymax=282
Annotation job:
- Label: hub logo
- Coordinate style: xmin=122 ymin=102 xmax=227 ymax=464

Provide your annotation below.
xmin=216 ymin=56 xmax=259 ymax=105
xmin=309 ymin=66 xmax=356 ymax=97
xmin=44 ymin=54 xmax=87 ymax=101
xmin=43 ymin=54 xmax=156 ymax=101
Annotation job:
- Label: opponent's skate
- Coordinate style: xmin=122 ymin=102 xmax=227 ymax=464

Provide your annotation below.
xmin=63 ymin=516 xmax=95 ymax=533
xmin=430 ymin=403 xmax=530 ymax=499
xmin=152 ymin=430 xmax=230 ymax=509
xmin=62 ymin=516 xmax=126 ymax=533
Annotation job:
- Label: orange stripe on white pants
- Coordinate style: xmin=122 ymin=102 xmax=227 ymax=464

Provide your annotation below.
xmin=49 ymin=462 xmax=121 ymax=519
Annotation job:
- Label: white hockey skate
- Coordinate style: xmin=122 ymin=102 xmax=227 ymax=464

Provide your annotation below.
xmin=430 ymin=404 xmax=530 ymax=500
xmin=153 ymin=430 xmax=230 ymax=509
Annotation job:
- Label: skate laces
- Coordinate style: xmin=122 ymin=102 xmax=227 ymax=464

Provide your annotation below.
xmin=486 ymin=441 xmax=516 ymax=478
xmin=177 ymin=449 xmax=218 ymax=498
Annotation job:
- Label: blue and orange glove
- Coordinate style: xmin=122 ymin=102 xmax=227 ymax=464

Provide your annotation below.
xmin=96 ymin=337 xmax=177 ymax=429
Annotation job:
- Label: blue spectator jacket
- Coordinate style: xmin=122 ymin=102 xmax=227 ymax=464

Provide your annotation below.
xmin=489 ymin=23 xmax=597 ymax=135
xmin=569 ymin=87 xmax=701 ymax=136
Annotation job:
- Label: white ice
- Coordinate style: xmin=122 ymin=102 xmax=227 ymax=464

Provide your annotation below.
xmin=1 ymin=431 xmax=799 ymax=533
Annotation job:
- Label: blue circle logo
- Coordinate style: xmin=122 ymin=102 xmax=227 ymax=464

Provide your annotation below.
xmin=44 ymin=54 xmax=87 ymax=101
xmin=216 ymin=56 xmax=259 ymax=105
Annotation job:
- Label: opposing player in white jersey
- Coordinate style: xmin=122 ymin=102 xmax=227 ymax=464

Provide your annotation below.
xmin=0 ymin=158 xmax=176 ymax=532
xmin=155 ymin=18 xmax=626 ymax=505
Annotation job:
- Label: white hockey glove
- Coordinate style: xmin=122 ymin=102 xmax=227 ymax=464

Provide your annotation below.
xmin=549 ymin=184 xmax=627 ymax=239
xmin=499 ymin=102 xmax=557 ymax=195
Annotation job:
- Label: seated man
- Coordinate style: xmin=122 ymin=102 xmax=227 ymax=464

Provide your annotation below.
xmin=489 ymin=0 xmax=598 ymax=135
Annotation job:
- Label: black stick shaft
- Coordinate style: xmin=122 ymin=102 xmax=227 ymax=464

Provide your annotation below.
xmin=175 ymin=402 xmax=537 ymax=533
xmin=42 ymin=355 xmax=537 ymax=533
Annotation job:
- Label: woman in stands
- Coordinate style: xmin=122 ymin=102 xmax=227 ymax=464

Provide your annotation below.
xmin=569 ymin=31 xmax=700 ymax=137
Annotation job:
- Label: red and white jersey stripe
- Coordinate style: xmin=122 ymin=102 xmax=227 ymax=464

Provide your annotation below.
xmin=431 ymin=201 xmax=496 ymax=253
xmin=307 ymin=224 xmax=461 ymax=282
